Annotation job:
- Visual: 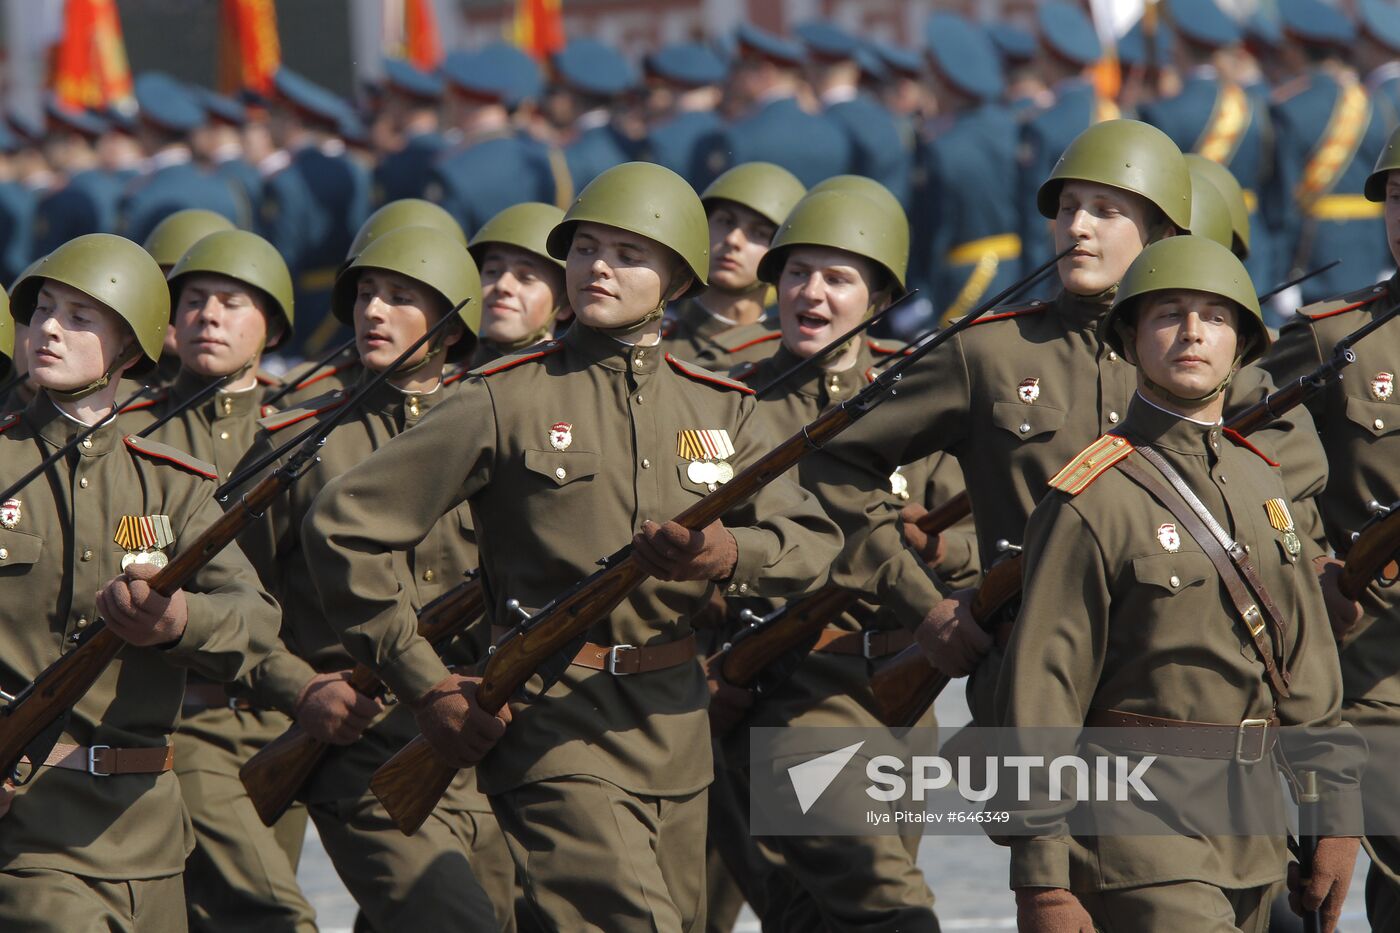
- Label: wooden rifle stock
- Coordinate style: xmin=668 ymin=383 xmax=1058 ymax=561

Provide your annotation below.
xmin=238 ymin=576 xmax=485 ymax=826
xmin=1339 ymin=503 xmax=1400 ymax=600
xmin=913 ymin=491 xmax=971 ymax=535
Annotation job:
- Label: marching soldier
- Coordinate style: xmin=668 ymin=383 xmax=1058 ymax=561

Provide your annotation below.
xmin=302 ymin=161 xmax=842 ymax=931
xmin=0 ymin=281 xmax=35 ymax=417
xmin=1187 ymin=153 xmax=1257 ymax=265
xmin=552 ymin=39 xmax=639 ymax=192
xmin=1358 ymin=0 xmax=1400 ymax=124
xmin=1186 ymin=158 xmax=1238 ymax=250
xmin=191 ymin=88 xmax=264 ymax=216
xmin=0 ymin=233 xmax=279 ymax=932
xmin=999 ymin=235 xmax=1361 ymax=933
xmin=661 ymin=161 xmax=804 ymax=364
xmin=140 ymin=207 xmax=237 ymax=386
xmin=371 ymin=59 xmax=446 ymax=205
xmin=32 ymin=103 xmax=123 ymax=257
xmin=466 ymin=201 xmax=568 ymax=368
xmin=236 ymin=226 xmax=514 ymax=930
xmin=642 ymin=42 xmax=730 ymax=193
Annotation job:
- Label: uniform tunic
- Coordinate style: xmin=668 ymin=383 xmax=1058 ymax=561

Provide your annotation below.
xmin=660 ymin=298 xmax=775 ymax=365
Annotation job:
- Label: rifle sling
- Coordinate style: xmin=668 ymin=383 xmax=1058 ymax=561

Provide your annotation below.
xmin=1115 ymin=446 xmax=1291 ymax=704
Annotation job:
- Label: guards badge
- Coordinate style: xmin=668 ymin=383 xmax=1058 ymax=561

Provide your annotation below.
xmin=1017 ymin=377 xmax=1040 ymax=404
xmin=1372 ymin=372 xmax=1394 ymax=401
xmin=115 ymin=514 xmax=175 ymax=570
xmin=1157 ymin=522 xmax=1181 ymax=553
xmin=548 ymin=422 xmax=573 ymax=451
xmin=0 ymin=498 xmax=20 ymax=529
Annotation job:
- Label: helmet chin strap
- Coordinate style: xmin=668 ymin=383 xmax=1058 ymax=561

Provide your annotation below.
xmin=598 ymin=299 xmax=667 ymax=339
xmin=388 ymin=327 xmax=453 ymax=378
xmin=1141 ymin=354 xmax=1243 ymax=408
xmin=46 ymin=345 xmax=143 ymax=404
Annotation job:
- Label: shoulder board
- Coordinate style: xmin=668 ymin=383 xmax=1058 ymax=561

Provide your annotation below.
xmin=1222 ymin=427 xmax=1280 ymax=467
xmin=294 ymin=361 xmax=354 ymax=391
xmin=123 ymin=436 xmax=218 ymax=480
xmin=665 ymin=354 xmax=755 ymax=395
xmin=469 ymin=340 xmax=564 ymax=377
xmin=711 ymin=326 xmax=781 ymax=354
xmin=120 ymin=389 xmax=167 ymax=414
xmin=443 ymin=365 xmax=468 ymax=387
xmin=729 ymin=360 xmax=763 ymax=383
xmin=1047 ymin=433 xmax=1135 ymax=496
xmin=255 ymin=369 xmax=281 ymax=387
xmin=963 ymin=299 xmax=1048 ymax=328
xmin=865 ymin=336 xmax=912 ymax=356
xmin=0 ymin=414 xmax=19 ymax=436
xmin=257 ymin=390 xmax=349 ymax=432
xmin=1297 ymin=283 xmax=1389 ymax=322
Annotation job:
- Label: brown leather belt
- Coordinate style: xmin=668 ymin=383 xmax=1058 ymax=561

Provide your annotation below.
xmin=812 ymin=627 xmax=914 ymax=660
xmin=42 ymin=742 xmax=175 ymax=776
xmin=571 ymin=634 xmax=698 ymax=675
xmin=1086 ymin=708 xmax=1280 ymax=764
xmin=182 ymin=683 xmax=256 ymax=712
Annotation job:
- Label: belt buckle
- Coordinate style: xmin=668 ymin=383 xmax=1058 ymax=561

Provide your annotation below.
xmin=1243 ymin=605 xmax=1265 ymax=638
xmin=862 ymin=631 xmax=877 ymax=660
xmin=87 ymin=745 xmax=112 ymax=777
xmin=1235 ymin=719 xmax=1270 ymax=764
xmin=608 ymin=644 xmax=636 ymax=675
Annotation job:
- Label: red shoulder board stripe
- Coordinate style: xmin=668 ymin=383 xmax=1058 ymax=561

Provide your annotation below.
xmin=966 ymin=301 xmax=1047 ymax=328
xmin=1302 ymin=292 xmax=1386 ymax=322
xmin=444 ymin=368 xmax=468 ymax=386
xmin=123 ymin=436 xmax=218 ymax=480
xmin=476 ymin=341 xmax=564 ymax=376
xmin=665 ymin=354 xmax=755 ymax=395
xmin=1047 ymin=433 xmax=1135 ymax=496
xmin=1222 ymin=428 xmax=1280 ymax=467
xmin=865 ymin=338 xmax=912 ymax=356
xmin=262 ymin=393 xmax=349 ymax=433
xmin=719 ymin=332 xmax=780 ymax=353
xmin=0 ymin=414 xmax=19 ymax=435
xmin=120 ymin=391 xmax=166 ymax=414
xmin=294 ymin=362 xmax=350 ymax=391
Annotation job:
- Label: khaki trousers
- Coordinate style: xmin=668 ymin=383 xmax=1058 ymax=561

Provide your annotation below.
xmin=1080 ymin=881 xmax=1277 ymax=933
xmin=0 ymin=869 xmax=187 ymax=933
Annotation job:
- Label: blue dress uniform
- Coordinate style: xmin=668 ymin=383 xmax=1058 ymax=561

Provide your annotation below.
xmin=986 ymin=21 xmax=1045 ymax=121
xmin=32 ymin=105 xmax=123 ymax=256
xmin=1018 ymin=3 xmax=1119 ymax=286
xmin=0 ymin=122 xmax=33 ymax=283
xmin=372 ymin=59 xmax=446 ymax=205
xmin=120 ymin=74 xmax=245 ymax=245
xmin=1266 ymin=0 xmax=1391 ymax=303
xmin=554 ymin=39 xmax=639 ymax=193
xmin=915 ymin=13 xmax=1022 ymax=321
xmin=795 ymin=21 xmax=910 ymax=206
xmin=1138 ymin=0 xmax=1275 ymax=290
xmin=194 ymin=87 xmax=264 ymax=214
xmin=1360 ymin=0 xmax=1400 ymax=125
xmin=727 ymin=24 xmax=851 ymax=188
xmin=643 ymin=43 xmax=731 ymax=191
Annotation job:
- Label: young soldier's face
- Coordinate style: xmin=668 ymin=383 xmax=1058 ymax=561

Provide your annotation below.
xmin=777 ymin=245 xmax=881 ymax=361
xmin=1054 ymin=181 xmax=1160 ymax=296
xmin=27 ymin=281 xmax=135 ymax=391
xmin=707 ymin=200 xmax=776 ymax=293
xmin=1131 ymin=289 xmax=1241 ymax=405
xmin=174 ymin=274 xmax=275 ymax=378
xmin=479 ymin=245 xmax=564 ymax=345
xmin=566 ymin=222 xmax=686 ymax=329
xmin=353 ymin=270 xmax=456 ymax=372
xmin=1385 ymin=174 xmax=1400 ymax=268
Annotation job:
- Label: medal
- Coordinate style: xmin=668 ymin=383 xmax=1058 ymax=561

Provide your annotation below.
xmin=715 ymin=461 xmax=734 ymax=484
xmin=549 ymin=422 xmax=573 ymax=451
xmin=1157 ymin=522 xmax=1181 ymax=553
xmin=121 ymin=549 xmax=169 ymax=571
xmin=0 ymin=498 xmax=20 ymax=530
xmin=115 ymin=514 xmax=175 ymax=571
xmin=1373 ymin=372 xmax=1394 ymax=401
xmin=679 ymin=429 xmax=735 ymax=491
xmin=889 ymin=469 xmax=909 ymax=500
xmin=1264 ymin=498 xmax=1302 ymax=557
xmin=1017 ymin=377 xmax=1040 ymax=404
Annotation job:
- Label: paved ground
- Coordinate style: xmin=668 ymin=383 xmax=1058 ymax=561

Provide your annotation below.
xmin=295 ymin=684 xmax=1372 ymax=931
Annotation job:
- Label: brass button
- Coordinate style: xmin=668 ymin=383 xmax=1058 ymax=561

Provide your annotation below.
xmin=422 ymin=569 xmax=435 ymax=582
xmin=1219 ymin=474 xmax=1227 ymax=484
xmin=641 ymin=459 xmax=651 ymax=469
xmin=1376 ymin=419 xmax=1386 ymax=431
xmin=76 ymin=616 xmax=87 ymax=629
xmin=555 ymin=467 xmax=566 ymax=480
xmin=1108 ymin=411 xmax=1119 ymax=424
xmin=1108 ymin=351 xmax=1119 ymax=362
xmin=79 ymin=477 xmax=89 ymax=488
xmin=0 ymin=548 xmax=9 ymax=560
xmin=1018 ymin=423 xmax=1030 ymax=434
xmin=1169 ymin=575 xmax=1180 ymax=588
xmin=219 ymin=431 xmax=230 ymax=440
xmin=408 ymin=398 xmax=421 ymax=417
xmin=81 ymin=437 xmax=92 ymax=449
xmin=1113 ymin=438 xmax=1126 ymax=447
xmin=81 ymin=548 xmax=93 ymax=562
xmin=738 ymin=583 xmax=749 ymax=593
xmin=635 ymin=395 xmax=643 ymax=404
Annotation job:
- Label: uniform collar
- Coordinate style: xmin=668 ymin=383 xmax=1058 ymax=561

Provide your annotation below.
xmin=171 ymin=370 xmax=263 ymax=422
xmin=1121 ymin=392 xmax=1221 ymax=458
xmin=29 ymin=392 xmax=120 ymax=456
xmin=673 ymin=298 xmax=736 ymax=339
xmin=770 ymin=339 xmax=873 ymax=405
xmin=1054 ymin=287 xmax=1115 ymax=331
xmin=564 ymin=322 xmax=662 ymax=375
xmin=354 ymin=370 xmax=446 ymax=425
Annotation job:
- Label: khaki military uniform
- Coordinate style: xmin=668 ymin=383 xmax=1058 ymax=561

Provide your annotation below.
xmin=274 ymin=356 xmax=361 ymax=408
xmin=303 ymin=324 xmax=843 ymax=932
xmin=0 ymin=394 xmax=280 ymax=933
xmin=803 ymin=291 xmax=1330 ymax=727
xmin=996 ymin=396 xmax=1360 ymax=932
xmin=687 ymin=313 xmax=783 ymax=370
xmin=236 ymin=375 xmax=512 ymax=932
xmin=1262 ymin=273 xmax=1400 ymax=926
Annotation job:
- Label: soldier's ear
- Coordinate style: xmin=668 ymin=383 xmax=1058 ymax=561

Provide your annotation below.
xmin=665 ymin=273 xmax=694 ymax=303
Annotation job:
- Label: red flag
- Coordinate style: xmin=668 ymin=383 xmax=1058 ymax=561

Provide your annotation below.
xmin=219 ymin=0 xmax=281 ymax=96
xmin=404 ymin=0 xmax=442 ymax=71
xmin=53 ymin=0 xmax=133 ymax=109
xmin=514 ymin=0 xmax=565 ymax=62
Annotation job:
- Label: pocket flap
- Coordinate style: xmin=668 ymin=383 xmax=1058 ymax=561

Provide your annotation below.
xmin=523 ymin=449 xmax=601 ymax=487
xmin=991 ymin=400 xmax=1067 ymax=441
xmin=0 ymin=529 xmax=43 ymax=567
xmin=1131 ymin=552 xmax=1212 ymax=595
xmin=1344 ymin=396 xmax=1400 ymax=437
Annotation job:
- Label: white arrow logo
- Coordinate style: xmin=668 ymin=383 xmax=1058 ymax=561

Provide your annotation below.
xmin=787 ymin=741 xmax=865 ymax=814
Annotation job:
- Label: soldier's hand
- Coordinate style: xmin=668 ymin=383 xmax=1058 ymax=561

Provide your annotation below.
xmin=706 ymin=662 xmax=754 ymax=737
xmin=915 ymin=589 xmax=991 ymax=678
xmin=633 ymin=519 xmax=738 ymax=582
xmin=1313 ymin=555 xmax=1363 ymax=643
xmin=0 ymin=779 xmax=13 ymax=819
xmin=1288 ymin=836 xmax=1360 ymax=932
xmin=96 ymin=564 xmax=188 ymax=647
xmin=295 ymin=672 xmax=384 ymax=745
xmin=409 ymin=672 xmax=511 ymax=768
xmin=1013 ymin=887 xmax=1095 ymax=933
xmin=898 ymin=503 xmax=946 ymax=565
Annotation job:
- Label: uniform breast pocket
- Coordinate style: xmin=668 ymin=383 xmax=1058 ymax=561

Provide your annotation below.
xmin=1343 ymin=396 xmax=1400 ymax=438
xmin=522 ymin=449 xmax=601 ymax=488
xmin=0 ymin=529 xmax=43 ymax=572
xmin=990 ymin=400 xmax=1067 ymax=442
xmin=1131 ymin=552 xmax=1212 ymax=596
xmin=676 ymin=461 xmax=725 ymax=497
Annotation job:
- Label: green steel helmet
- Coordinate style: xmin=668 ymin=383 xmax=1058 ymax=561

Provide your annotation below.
xmin=1103 ymin=235 xmax=1269 ymax=365
xmin=757 ymin=189 xmax=910 ymax=294
xmin=334 ymin=225 xmax=482 ymax=359
xmin=167 ymin=229 xmax=295 ymax=349
xmin=347 ymin=198 xmax=466 ymax=260
xmin=141 ymin=209 xmax=237 ymax=269
xmin=1184 ymin=154 xmax=1251 ymax=257
xmin=1186 ymin=163 xmax=1235 ymax=251
xmin=808 ymin=174 xmax=904 ymax=221
xmin=1036 ymin=119 xmax=1193 ymax=231
xmin=1365 ymin=123 xmax=1400 ymax=202
xmin=700 ymin=162 xmax=807 ymax=227
xmin=468 ymin=202 xmax=566 ymax=269
xmin=0 ymin=286 xmax=11 ymax=361
xmin=11 ymin=233 xmax=169 ymax=374
xmin=546 ymin=161 xmax=710 ymax=299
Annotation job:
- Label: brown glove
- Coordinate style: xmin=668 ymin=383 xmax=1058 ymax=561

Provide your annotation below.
xmin=95 ymin=563 xmax=188 ymax=647
xmin=294 ymin=671 xmax=384 ymax=745
xmin=899 ymin=503 xmax=946 ymax=565
xmin=409 ymin=672 xmax=512 ymax=769
xmin=1313 ymin=555 xmax=1363 ymax=643
xmin=633 ymin=519 xmax=738 ymax=582
xmin=915 ymin=589 xmax=992 ymax=678
xmin=1014 ymin=888 xmax=1095 ymax=933
xmin=706 ymin=661 xmax=755 ymax=738
xmin=0 ymin=780 xmax=13 ymax=819
xmin=1288 ymin=835 xmax=1360 ymax=932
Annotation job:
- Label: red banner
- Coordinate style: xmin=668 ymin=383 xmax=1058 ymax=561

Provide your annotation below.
xmin=219 ymin=0 xmax=281 ymax=96
xmin=52 ymin=0 xmax=133 ymax=109
xmin=404 ymin=0 xmax=443 ymax=71
xmin=514 ymin=0 xmax=565 ymax=62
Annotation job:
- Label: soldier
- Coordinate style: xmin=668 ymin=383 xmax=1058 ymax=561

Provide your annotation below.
xmin=1187 ymin=153 xmax=1257 ymax=266
xmin=0 ymin=233 xmax=279 ymax=932
xmin=0 ymin=281 xmax=32 ymax=417
xmin=1358 ymin=0 xmax=1400 ymax=123
xmin=986 ymin=21 xmax=1051 ymax=120
xmin=32 ymin=102 xmax=122 ymax=256
xmin=552 ymin=39 xmax=640 ymax=192
xmin=372 ymin=59 xmax=446 ymax=205
xmin=302 ymin=161 xmax=841 ymax=931
xmin=139 ymin=208 xmax=238 ymax=386
xmin=1261 ymin=125 xmax=1400 ymax=930
xmin=661 ymin=161 xmax=804 ymax=364
xmin=999 ymin=235 xmax=1361 ymax=933
xmin=915 ymin=12 xmax=1023 ymax=322
xmin=0 ymin=120 xmax=34 ymax=283
xmin=466 ymin=201 xmax=567 ymax=369
xmin=235 ymin=225 xmax=515 ymax=930
xmin=642 ymin=42 xmax=731 ymax=192
xmin=190 ymin=87 xmax=264 ymax=216
xmin=1186 ymin=158 xmax=1238 ymax=250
